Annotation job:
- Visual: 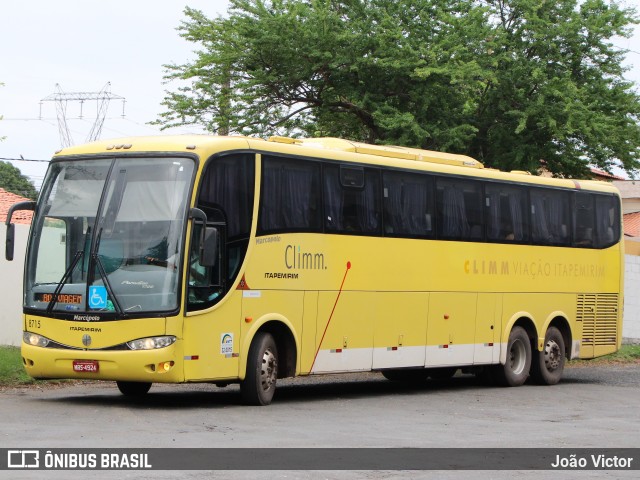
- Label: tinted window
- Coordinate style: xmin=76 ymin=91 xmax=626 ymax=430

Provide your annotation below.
xmin=530 ymin=189 xmax=570 ymax=246
xmin=485 ymin=184 xmax=529 ymax=243
xmin=594 ymin=194 xmax=620 ymax=248
xmin=574 ymin=192 xmax=595 ymax=247
xmin=324 ymin=164 xmax=380 ymax=235
xmin=258 ymin=156 xmax=322 ymax=234
xmin=382 ymin=170 xmax=435 ymax=237
xmin=250 ymin=152 xmax=621 ymax=252
xmin=199 ymin=154 xmax=255 ymax=240
xmin=436 ymin=178 xmax=483 ymax=240
xmin=192 ymin=153 xmax=255 ymax=311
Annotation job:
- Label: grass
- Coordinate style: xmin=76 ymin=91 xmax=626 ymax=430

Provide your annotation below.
xmin=0 ymin=345 xmax=35 ymax=386
xmin=604 ymin=344 xmax=640 ymax=362
xmin=569 ymin=344 xmax=640 ymax=366
xmin=0 ymin=346 xmax=76 ymax=387
xmin=1 ymin=344 xmax=639 ymax=387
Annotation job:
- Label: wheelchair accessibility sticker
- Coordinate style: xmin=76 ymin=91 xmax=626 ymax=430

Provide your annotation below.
xmin=89 ymin=286 xmax=108 ymax=309
xmin=221 ymin=333 xmax=234 ymax=355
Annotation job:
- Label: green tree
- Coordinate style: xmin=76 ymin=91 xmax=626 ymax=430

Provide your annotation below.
xmin=0 ymin=161 xmax=38 ymax=200
xmin=157 ymin=0 xmax=640 ymax=177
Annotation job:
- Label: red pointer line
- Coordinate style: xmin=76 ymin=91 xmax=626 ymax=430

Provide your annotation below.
xmin=310 ymin=261 xmax=352 ymax=373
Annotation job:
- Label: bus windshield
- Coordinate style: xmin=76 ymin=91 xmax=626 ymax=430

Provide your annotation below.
xmin=25 ymin=156 xmax=195 ymax=317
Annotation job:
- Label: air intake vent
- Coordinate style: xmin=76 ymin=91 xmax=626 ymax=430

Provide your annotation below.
xmin=577 ymin=294 xmax=618 ymax=346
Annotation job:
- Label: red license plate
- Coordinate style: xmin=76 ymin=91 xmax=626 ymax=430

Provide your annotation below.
xmin=73 ymin=360 xmax=99 ymax=373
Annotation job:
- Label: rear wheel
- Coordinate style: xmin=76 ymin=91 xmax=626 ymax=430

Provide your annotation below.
xmin=530 ymin=326 xmax=565 ymax=385
xmin=116 ymin=381 xmax=151 ymax=396
xmin=241 ymin=332 xmax=278 ymax=405
xmin=493 ymin=326 xmax=531 ymax=387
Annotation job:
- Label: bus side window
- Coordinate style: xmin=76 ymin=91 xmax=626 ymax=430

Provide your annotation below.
xmin=382 ymin=171 xmax=434 ymax=238
xmin=573 ymin=192 xmax=595 ymax=247
xmin=437 ymin=178 xmax=482 ymax=240
xmin=190 ymin=154 xmax=254 ymax=311
xmin=594 ymin=195 xmax=619 ymax=248
xmin=531 ymin=189 xmax=570 ymax=246
xmin=186 ymin=222 xmax=221 ymax=306
xmin=324 ymin=165 xmax=344 ymax=231
xmin=259 ymin=156 xmax=322 ymax=233
xmin=324 ymin=165 xmax=381 ymax=235
xmin=485 ymin=184 xmax=528 ymax=243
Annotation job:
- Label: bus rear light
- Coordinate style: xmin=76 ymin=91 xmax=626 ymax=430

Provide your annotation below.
xmin=126 ymin=336 xmax=176 ymax=351
xmin=23 ymin=332 xmax=50 ymax=348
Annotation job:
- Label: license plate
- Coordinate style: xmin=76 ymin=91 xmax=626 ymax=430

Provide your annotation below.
xmin=73 ymin=360 xmax=99 ymax=373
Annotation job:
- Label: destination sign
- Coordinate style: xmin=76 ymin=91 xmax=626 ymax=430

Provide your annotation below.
xmin=35 ymin=293 xmax=83 ymax=305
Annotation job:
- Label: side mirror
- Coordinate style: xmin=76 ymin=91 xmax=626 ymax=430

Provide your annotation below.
xmin=200 ymin=227 xmax=219 ymax=267
xmin=4 ymin=201 xmax=35 ymax=261
xmin=189 ymin=208 xmax=221 ymax=268
xmin=5 ymin=223 xmax=15 ymax=261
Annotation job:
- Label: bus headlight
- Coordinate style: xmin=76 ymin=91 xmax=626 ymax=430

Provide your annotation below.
xmin=23 ymin=332 xmax=50 ymax=348
xmin=126 ymin=336 xmax=176 ymax=350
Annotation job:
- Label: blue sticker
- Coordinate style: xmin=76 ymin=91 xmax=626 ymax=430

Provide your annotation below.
xmin=89 ymin=286 xmax=108 ymax=309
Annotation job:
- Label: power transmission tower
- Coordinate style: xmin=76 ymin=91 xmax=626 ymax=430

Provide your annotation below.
xmin=40 ymin=83 xmax=126 ymax=148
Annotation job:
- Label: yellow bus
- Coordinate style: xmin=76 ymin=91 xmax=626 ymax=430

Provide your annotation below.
xmin=5 ymin=135 xmax=623 ymax=405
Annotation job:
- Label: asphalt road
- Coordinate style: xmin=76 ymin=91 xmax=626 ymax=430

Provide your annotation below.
xmin=1 ymin=363 xmax=639 ymax=479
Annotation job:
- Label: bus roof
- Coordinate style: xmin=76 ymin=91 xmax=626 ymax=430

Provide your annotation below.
xmin=53 ymin=134 xmax=620 ymax=195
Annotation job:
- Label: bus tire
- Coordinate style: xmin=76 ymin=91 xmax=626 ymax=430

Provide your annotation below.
xmin=116 ymin=381 xmax=151 ymax=396
xmin=241 ymin=332 xmax=278 ymax=406
xmin=530 ymin=326 xmax=565 ymax=385
xmin=493 ymin=326 xmax=531 ymax=387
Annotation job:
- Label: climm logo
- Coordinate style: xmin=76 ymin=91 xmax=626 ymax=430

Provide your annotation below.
xmin=285 ymin=245 xmax=327 ymax=270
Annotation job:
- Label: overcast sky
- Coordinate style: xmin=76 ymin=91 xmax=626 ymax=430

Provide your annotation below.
xmin=1 ymin=0 xmax=639 ymax=189
xmin=0 ymin=0 xmax=230 ymax=188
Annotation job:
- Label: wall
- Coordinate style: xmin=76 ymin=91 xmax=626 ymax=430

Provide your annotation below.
xmin=621 ymin=198 xmax=640 ymax=215
xmin=0 ymin=223 xmax=28 ymax=346
xmin=625 ymin=238 xmax=640 ymax=256
xmin=623 ymin=254 xmax=640 ymax=343
xmin=1 ymin=227 xmax=639 ymax=346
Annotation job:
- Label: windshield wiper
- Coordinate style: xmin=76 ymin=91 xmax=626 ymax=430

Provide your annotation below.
xmin=46 ymin=251 xmax=84 ymax=313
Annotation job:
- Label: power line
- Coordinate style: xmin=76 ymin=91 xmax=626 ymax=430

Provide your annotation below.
xmin=40 ymin=82 xmax=127 ymax=147
xmin=2 ymin=117 xmax=133 ymax=121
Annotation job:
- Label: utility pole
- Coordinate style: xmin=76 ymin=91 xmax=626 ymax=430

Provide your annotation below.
xmin=40 ymin=83 xmax=126 ymax=148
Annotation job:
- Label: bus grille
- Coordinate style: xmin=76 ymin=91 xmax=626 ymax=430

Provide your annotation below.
xmin=577 ymin=294 xmax=619 ymax=346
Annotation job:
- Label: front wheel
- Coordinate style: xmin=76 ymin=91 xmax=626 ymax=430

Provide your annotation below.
xmin=493 ymin=326 xmax=531 ymax=387
xmin=240 ymin=332 xmax=278 ymax=405
xmin=116 ymin=381 xmax=152 ymax=396
xmin=530 ymin=326 xmax=565 ymax=385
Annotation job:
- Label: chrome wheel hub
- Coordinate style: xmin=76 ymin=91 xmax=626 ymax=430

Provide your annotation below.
xmin=509 ymin=339 xmax=526 ymax=375
xmin=260 ymin=348 xmax=277 ymax=391
xmin=544 ymin=340 xmax=561 ymax=371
